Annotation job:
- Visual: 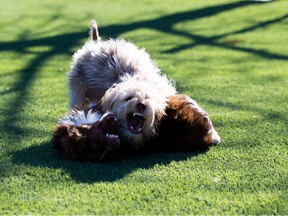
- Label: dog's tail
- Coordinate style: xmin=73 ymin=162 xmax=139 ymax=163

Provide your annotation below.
xmin=89 ymin=20 xmax=101 ymax=42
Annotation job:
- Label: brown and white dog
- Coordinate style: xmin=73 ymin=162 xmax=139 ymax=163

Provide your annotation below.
xmin=148 ymin=94 xmax=221 ymax=152
xmin=67 ymin=20 xmax=176 ymax=150
xmin=52 ymin=105 xmax=120 ymax=162
xmin=52 ymin=95 xmax=220 ymax=162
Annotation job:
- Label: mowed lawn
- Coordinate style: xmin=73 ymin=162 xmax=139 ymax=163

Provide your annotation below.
xmin=0 ymin=0 xmax=287 ymax=214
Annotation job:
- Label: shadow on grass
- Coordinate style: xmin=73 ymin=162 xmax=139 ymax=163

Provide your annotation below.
xmin=11 ymin=141 xmax=207 ymax=183
xmin=203 ymin=98 xmax=288 ymax=124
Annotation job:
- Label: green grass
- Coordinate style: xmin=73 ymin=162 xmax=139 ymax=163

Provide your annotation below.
xmin=1 ymin=0 xmax=288 ymax=214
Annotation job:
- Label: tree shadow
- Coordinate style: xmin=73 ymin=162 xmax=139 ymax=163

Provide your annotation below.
xmin=202 ymin=98 xmax=288 ymax=124
xmin=11 ymin=141 xmax=207 ymax=183
xmin=164 ymin=13 xmax=288 ymax=59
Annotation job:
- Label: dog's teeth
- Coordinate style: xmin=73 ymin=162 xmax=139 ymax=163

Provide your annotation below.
xmin=133 ymin=112 xmax=142 ymax=117
xmin=106 ymin=134 xmax=118 ymax=139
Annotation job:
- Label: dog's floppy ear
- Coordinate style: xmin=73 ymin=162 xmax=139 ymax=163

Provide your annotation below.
xmin=100 ymin=84 xmax=119 ymax=111
xmin=52 ymin=125 xmax=75 ymax=158
xmin=52 ymin=125 xmax=87 ymax=160
xmin=89 ymin=20 xmax=101 ymax=42
xmin=67 ymin=126 xmax=87 ymax=152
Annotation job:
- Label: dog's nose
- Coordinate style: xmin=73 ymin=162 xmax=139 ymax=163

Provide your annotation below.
xmin=212 ymin=139 xmax=220 ymax=146
xmin=209 ymin=129 xmax=220 ymax=146
xmin=136 ymin=102 xmax=146 ymax=112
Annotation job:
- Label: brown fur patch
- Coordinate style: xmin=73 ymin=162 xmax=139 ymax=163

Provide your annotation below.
xmin=148 ymin=94 xmax=219 ymax=152
xmin=52 ymin=115 xmax=120 ymax=162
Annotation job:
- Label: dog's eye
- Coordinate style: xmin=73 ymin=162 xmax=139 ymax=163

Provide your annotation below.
xmin=125 ymin=96 xmax=133 ymax=101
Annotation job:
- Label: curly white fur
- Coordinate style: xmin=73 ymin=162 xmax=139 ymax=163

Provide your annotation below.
xmin=67 ymin=20 xmax=176 ymax=149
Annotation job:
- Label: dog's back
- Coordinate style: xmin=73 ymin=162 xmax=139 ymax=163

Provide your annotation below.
xmin=67 ymin=20 xmax=175 ymax=109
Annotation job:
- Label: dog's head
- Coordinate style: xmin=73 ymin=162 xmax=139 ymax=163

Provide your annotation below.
xmin=152 ymin=94 xmax=220 ymax=151
xmin=101 ymin=78 xmax=167 ymax=149
xmin=52 ymin=108 xmax=120 ymax=162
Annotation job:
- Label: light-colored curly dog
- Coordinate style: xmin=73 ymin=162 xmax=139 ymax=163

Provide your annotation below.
xmin=67 ymin=20 xmax=176 ymax=149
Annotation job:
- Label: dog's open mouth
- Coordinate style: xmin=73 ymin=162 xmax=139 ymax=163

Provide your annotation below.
xmin=100 ymin=113 xmax=120 ymax=150
xmin=127 ymin=112 xmax=144 ymax=134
